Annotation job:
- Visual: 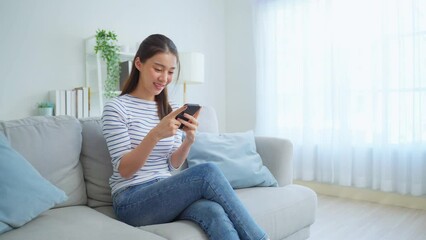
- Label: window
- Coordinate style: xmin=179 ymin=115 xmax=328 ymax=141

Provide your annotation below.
xmin=255 ymin=0 xmax=426 ymax=195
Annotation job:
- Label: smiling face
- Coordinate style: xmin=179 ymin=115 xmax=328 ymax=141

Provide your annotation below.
xmin=133 ymin=52 xmax=177 ymax=101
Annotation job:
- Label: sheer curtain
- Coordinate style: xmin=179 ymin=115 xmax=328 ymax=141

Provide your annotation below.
xmin=254 ymin=0 xmax=426 ymax=196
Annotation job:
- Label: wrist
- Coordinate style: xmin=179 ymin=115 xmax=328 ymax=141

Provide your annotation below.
xmin=183 ymin=135 xmax=195 ymax=145
xmin=147 ymin=129 xmax=161 ymax=143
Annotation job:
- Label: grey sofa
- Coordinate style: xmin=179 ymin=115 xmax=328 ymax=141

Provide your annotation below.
xmin=0 ymin=106 xmax=317 ymax=240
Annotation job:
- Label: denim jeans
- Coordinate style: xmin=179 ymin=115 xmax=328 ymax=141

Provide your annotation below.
xmin=112 ymin=163 xmax=268 ymax=240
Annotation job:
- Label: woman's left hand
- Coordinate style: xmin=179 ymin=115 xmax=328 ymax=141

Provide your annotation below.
xmin=177 ymin=112 xmax=199 ymax=144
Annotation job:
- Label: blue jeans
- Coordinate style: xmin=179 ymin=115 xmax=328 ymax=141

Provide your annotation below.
xmin=112 ymin=163 xmax=268 ymax=240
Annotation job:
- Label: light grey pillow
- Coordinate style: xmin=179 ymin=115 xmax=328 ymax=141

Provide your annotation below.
xmin=0 ymin=116 xmax=86 ymax=208
xmin=0 ymin=133 xmax=67 ymax=234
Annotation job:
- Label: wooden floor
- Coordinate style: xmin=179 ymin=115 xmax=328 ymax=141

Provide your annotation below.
xmin=309 ymin=195 xmax=426 ymax=240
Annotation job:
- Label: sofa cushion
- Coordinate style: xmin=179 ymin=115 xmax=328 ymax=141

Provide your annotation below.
xmin=0 ymin=116 xmax=87 ymax=207
xmin=94 ymin=185 xmax=317 ymax=240
xmin=0 ymin=206 xmax=166 ymax=240
xmin=187 ymin=131 xmax=278 ymax=188
xmin=140 ymin=221 xmax=208 ymax=240
xmin=79 ymin=118 xmax=113 ymax=207
xmin=93 ymin=206 xmax=208 ymax=240
xmin=236 ymin=185 xmax=317 ymax=240
xmin=138 ymin=186 xmax=316 ymax=240
xmin=0 ymin=134 xmax=67 ymax=233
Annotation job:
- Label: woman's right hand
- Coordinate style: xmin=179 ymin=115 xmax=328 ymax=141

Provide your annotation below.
xmin=150 ymin=105 xmax=187 ymax=140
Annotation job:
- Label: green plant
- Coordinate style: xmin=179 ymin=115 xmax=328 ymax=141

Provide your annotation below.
xmin=37 ymin=102 xmax=54 ymax=108
xmin=94 ymin=29 xmax=121 ymax=99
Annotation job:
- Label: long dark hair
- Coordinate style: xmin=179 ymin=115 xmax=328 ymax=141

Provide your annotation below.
xmin=120 ymin=34 xmax=180 ymax=119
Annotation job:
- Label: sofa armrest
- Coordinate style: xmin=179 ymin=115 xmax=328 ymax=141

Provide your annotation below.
xmin=255 ymin=136 xmax=293 ymax=187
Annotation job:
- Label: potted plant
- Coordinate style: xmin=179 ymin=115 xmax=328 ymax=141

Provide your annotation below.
xmin=94 ymin=29 xmax=121 ymax=99
xmin=37 ymin=102 xmax=54 ymax=116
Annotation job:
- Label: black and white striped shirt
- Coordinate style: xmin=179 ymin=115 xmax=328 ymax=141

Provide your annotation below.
xmin=101 ymin=94 xmax=182 ymax=195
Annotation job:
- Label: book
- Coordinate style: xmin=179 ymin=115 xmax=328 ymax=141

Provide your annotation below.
xmin=76 ymin=88 xmax=83 ymax=119
xmin=49 ymin=90 xmax=66 ymax=116
xmin=74 ymin=87 xmax=90 ymax=118
xmin=65 ymin=90 xmax=72 ymax=116
xmin=82 ymin=87 xmax=89 ymax=118
xmin=50 ymin=87 xmax=90 ymax=119
xmin=70 ymin=89 xmax=76 ymax=117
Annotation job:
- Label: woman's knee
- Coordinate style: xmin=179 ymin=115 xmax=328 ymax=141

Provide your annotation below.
xmin=203 ymin=200 xmax=225 ymax=215
xmin=195 ymin=162 xmax=221 ymax=175
xmin=188 ymin=163 xmax=228 ymax=189
xmin=188 ymin=199 xmax=227 ymax=219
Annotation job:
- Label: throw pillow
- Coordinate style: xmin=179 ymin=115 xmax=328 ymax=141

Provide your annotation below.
xmin=187 ymin=130 xmax=278 ymax=189
xmin=0 ymin=133 xmax=67 ymax=234
xmin=0 ymin=222 xmax=11 ymax=235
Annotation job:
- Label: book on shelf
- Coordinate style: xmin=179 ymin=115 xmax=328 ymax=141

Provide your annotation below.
xmin=76 ymin=88 xmax=83 ymax=118
xmin=83 ymin=87 xmax=89 ymax=118
xmin=49 ymin=90 xmax=66 ymax=116
xmin=70 ymin=89 xmax=76 ymax=117
xmin=74 ymin=87 xmax=90 ymax=118
xmin=65 ymin=90 xmax=72 ymax=116
xmin=49 ymin=87 xmax=90 ymax=118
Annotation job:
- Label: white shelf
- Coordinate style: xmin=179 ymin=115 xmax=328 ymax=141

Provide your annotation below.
xmin=85 ymin=36 xmax=135 ymax=117
xmin=118 ymin=52 xmax=135 ymax=62
xmin=86 ymin=51 xmax=134 ymax=62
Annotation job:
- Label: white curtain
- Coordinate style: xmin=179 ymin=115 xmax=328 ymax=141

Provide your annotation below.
xmin=254 ymin=0 xmax=426 ymax=196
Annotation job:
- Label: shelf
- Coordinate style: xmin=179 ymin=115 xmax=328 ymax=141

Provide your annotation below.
xmin=85 ymin=36 xmax=134 ymax=117
xmin=85 ymin=36 xmax=135 ymax=62
xmin=118 ymin=52 xmax=135 ymax=62
xmin=85 ymin=51 xmax=135 ymax=62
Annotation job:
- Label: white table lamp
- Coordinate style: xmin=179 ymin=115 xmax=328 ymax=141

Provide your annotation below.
xmin=179 ymin=52 xmax=204 ymax=103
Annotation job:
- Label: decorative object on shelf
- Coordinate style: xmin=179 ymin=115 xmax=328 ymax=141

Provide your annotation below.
xmin=94 ymin=29 xmax=121 ymax=99
xmin=37 ymin=102 xmax=54 ymax=116
xmin=179 ymin=52 xmax=205 ymax=103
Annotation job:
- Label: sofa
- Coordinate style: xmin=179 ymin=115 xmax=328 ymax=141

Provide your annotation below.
xmin=0 ymin=106 xmax=317 ymax=240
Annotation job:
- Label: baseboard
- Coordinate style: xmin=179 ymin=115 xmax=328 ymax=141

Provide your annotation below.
xmin=294 ymin=180 xmax=426 ymax=211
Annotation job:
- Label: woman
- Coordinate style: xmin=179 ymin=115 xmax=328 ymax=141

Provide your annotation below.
xmin=101 ymin=34 xmax=269 ymax=240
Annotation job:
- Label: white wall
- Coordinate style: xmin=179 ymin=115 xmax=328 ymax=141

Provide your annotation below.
xmin=224 ymin=0 xmax=257 ymax=132
xmin=0 ymin=0 xmax=227 ymax=131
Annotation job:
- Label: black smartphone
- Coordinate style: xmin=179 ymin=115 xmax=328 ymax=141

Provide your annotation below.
xmin=176 ymin=103 xmax=201 ymax=129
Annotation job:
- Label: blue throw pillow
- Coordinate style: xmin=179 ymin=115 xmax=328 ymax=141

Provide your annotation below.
xmin=187 ymin=131 xmax=278 ymax=189
xmin=0 ymin=133 xmax=67 ymax=234
xmin=0 ymin=222 xmax=11 ymax=235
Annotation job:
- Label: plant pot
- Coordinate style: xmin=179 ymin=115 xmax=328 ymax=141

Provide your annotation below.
xmin=38 ymin=107 xmax=53 ymax=116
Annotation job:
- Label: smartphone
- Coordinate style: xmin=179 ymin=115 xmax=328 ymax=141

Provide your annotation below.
xmin=176 ymin=103 xmax=201 ymax=129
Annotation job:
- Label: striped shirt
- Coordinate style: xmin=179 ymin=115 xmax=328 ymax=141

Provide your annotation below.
xmin=101 ymin=94 xmax=182 ymax=195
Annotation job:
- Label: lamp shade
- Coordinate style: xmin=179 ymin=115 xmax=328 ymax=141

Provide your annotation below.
xmin=179 ymin=52 xmax=204 ymax=84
